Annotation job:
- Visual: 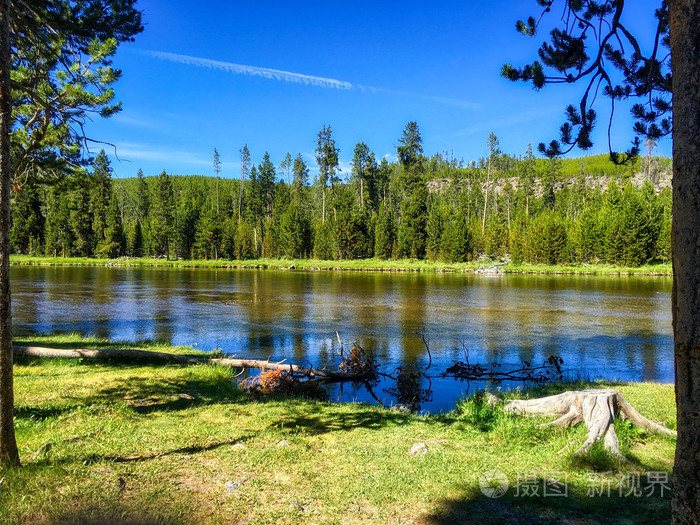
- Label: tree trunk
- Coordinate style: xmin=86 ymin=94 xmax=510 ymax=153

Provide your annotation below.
xmin=505 ymin=389 xmax=676 ymax=458
xmin=526 ymin=194 xmax=529 ymax=217
xmin=13 ymin=346 xmax=366 ymax=381
xmin=669 ymin=1 xmax=700 ymax=521
xmin=0 ymin=0 xmax=19 ymax=466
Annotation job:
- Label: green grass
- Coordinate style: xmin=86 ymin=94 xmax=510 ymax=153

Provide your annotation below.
xmin=501 ymin=261 xmax=672 ymax=276
xmin=10 ymin=254 xmax=673 ymax=276
xmin=0 ymin=336 xmax=676 ymax=524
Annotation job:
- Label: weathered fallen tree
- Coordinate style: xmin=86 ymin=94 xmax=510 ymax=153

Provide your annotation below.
xmin=13 ymin=345 xmax=365 ymax=381
xmin=504 ymin=388 xmax=676 ymax=457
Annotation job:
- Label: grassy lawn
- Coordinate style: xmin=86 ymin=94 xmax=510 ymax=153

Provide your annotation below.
xmin=1 ymin=335 xmax=676 ymax=524
xmin=10 ymin=254 xmax=673 ymax=276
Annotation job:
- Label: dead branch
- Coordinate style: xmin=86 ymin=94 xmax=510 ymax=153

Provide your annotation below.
xmin=444 ymin=355 xmax=564 ymax=383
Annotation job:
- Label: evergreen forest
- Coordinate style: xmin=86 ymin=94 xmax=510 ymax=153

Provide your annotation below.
xmin=10 ymin=123 xmax=672 ymax=267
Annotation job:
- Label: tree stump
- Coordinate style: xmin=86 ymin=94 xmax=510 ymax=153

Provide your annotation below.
xmin=504 ymin=389 xmax=676 ymax=457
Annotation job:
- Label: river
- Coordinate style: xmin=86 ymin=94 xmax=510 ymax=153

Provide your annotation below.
xmin=10 ymin=266 xmax=673 ymax=412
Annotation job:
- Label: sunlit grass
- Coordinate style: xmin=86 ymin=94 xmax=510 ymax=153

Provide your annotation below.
xmin=0 ymin=335 xmax=676 ymax=524
xmin=502 ymin=262 xmax=672 ymax=276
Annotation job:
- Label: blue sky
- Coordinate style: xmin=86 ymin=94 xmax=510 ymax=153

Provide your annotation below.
xmin=89 ymin=0 xmax=670 ymax=179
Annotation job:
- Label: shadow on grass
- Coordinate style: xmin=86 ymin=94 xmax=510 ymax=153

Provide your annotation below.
xmin=88 ymin=374 xmax=245 ymax=414
xmin=16 ymin=357 xmax=245 ymax=418
xmin=49 ymin=507 xmax=184 ymax=525
xmin=256 ymin=397 xmax=455 ymax=435
xmin=14 ymin=404 xmax=74 ymax=421
xmin=421 ymin=478 xmax=671 ymax=525
xmin=77 ymin=434 xmax=255 ymax=464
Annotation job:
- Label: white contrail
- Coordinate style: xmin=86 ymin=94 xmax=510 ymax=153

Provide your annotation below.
xmin=145 ymin=50 xmax=354 ymax=90
xmin=142 ymin=49 xmax=480 ymax=110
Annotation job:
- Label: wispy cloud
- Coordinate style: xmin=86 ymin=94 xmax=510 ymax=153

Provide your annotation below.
xmin=141 ymin=49 xmax=480 ymax=110
xmin=112 ymin=113 xmax=157 ymax=129
xmin=144 ymin=50 xmax=354 ymax=90
xmin=110 ymin=142 xmax=210 ymax=167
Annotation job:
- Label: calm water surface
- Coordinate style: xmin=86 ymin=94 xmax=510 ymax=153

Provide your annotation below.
xmin=10 ymin=266 xmax=673 ymax=411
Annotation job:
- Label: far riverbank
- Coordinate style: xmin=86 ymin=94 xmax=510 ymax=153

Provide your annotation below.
xmin=9 ymin=255 xmax=672 ymax=276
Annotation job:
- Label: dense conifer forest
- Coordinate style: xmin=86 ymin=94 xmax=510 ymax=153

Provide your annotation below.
xmin=10 ymin=123 xmax=672 ymax=267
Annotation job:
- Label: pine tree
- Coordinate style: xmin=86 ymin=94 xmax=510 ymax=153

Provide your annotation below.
xmin=279 ymin=152 xmax=292 ymax=186
xmin=574 ymin=206 xmax=602 ymax=262
xmin=442 ymin=205 xmax=472 ymax=262
xmin=235 ymin=219 xmax=256 ymax=259
xmin=100 ymin=194 xmax=125 ymax=258
xmin=519 ymin=144 xmax=537 ymax=217
xmin=541 ymin=156 xmax=560 ymax=210
xmin=396 ymin=122 xmax=427 ymax=258
xmin=426 ymin=199 xmax=445 ymax=261
xmin=71 ymin=175 xmax=93 ymax=257
xmin=221 ymin=218 xmax=237 ymax=259
xmin=484 ymin=203 xmax=507 ymax=258
xmin=600 ymin=181 xmax=623 ymax=264
xmin=136 ymin=169 xmax=149 ymax=219
xmin=238 ymin=144 xmax=251 ymax=222
xmin=258 ymin=152 xmax=276 ymax=222
xmin=334 ymin=185 xmax=373 ymax=259
xmin=375 ymin=157 xmax=391 ymax=207
xmin=481 ymin=132 xmax=501 ymax=234
xmin=280 ymin=200 xmax=311 ymax=258
xmin=291 ymin=154 xmax=309 ymax=203
xmin=128 ymin=220 xmax=143 ymax=257
xmin=194 ymin=207 xmax=222 ymax=260
xmin=374 ymin=204 xmax=395 ymax=259
xmin=315 ymin=125 xmax=340 ymax=223
xmin=90 ymin=150 xmax=113 ymax=253
xmin=149 ymin=171 xmax=175 ymax=257
xmin=43 ymin=185 xmax=74 ymax=257
xmin=174 ymin=196 xmax=199 ymax=259
xmin=213 ymin=148 xmax=221 ymax=215
xmin=313 ymin=220 xmax=335 ymax=260
xmin=396 ymin=121 xmax=423 ymax=169
xmin=10 ymin=184 xmax=43 ymax=254
xmin=245 ymin=165 xmax=263 ymax=255
xmin=134 ymin=169 xmax=149 ymax=249
xmin=351 ymin=142 xmax=375 ymax=209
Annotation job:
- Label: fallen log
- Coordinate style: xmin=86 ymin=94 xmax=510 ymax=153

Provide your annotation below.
xmin=504 ymin=388 xmax=676 ymax=457
xmin=13 ymin=345 xmax=364 ymax=381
